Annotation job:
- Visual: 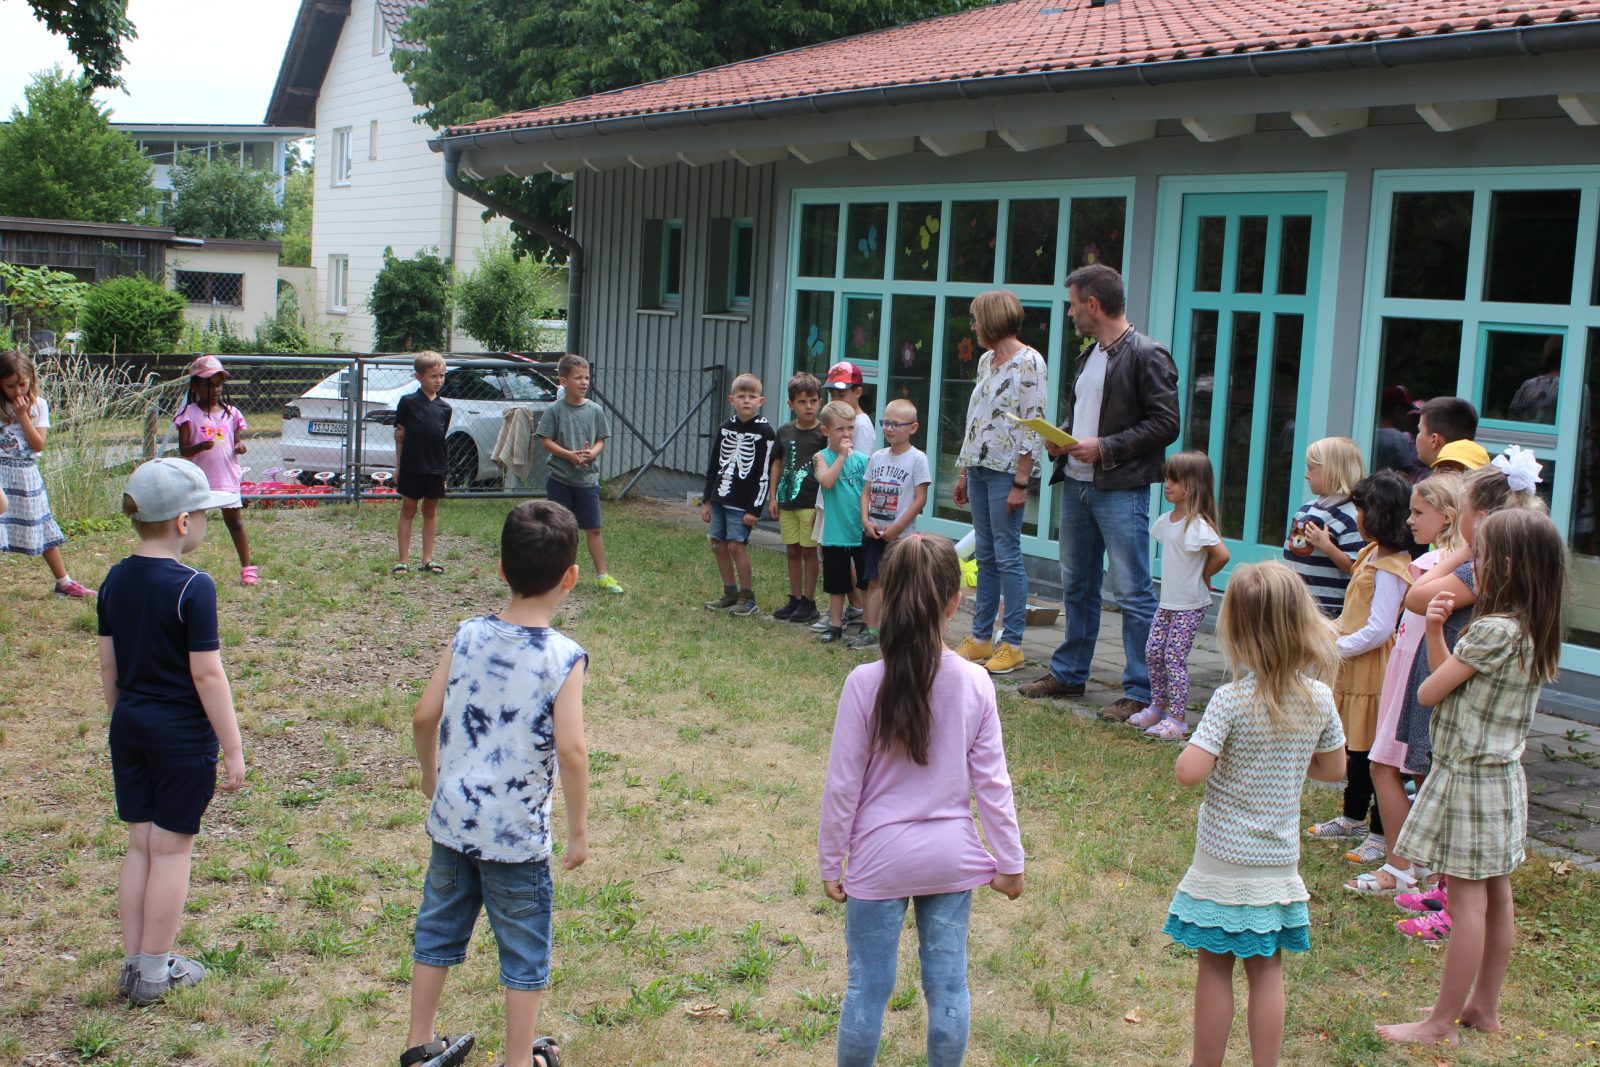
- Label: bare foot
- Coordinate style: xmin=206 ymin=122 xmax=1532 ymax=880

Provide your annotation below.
xmin=1459 ymin=1007 xmax=1501 ymax=1032
xmin=1376 ymin=1019 xmax=1460 ymax=1047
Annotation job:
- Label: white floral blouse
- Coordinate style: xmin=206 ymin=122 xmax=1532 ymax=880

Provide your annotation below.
xmin=957 ymin=345 xmax=1048 ymax=475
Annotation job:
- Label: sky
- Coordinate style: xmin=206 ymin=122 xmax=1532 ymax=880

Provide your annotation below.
xmin=0 ymin=0 xmax=305 ymax=126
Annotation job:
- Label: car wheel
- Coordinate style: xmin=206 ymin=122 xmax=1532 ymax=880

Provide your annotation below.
xmin=446 ymin=435 xmax=478 ymax=489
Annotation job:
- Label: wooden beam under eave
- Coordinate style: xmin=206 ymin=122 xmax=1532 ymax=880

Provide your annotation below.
xmin=1558 ymin=92 xmax=1600 ymax=126
xmin=1415 ymin=99 xmax=1497 ymax=133
xmin=919 ymin=131 xmax=988 ymax=157
xmin=851 ymin=137 xmax=916 ymax=161
xmin=581 ymin=157 xmax=631 ymax=172
xmin=1290 ymin=107 xmax=1369 ymax=138
xmin=1083 ymin=120 xmax=1155 ymax=148
xmin=998 ymin=126 xmax=1069 ymax=152
xmin=789 ymin=142 xmax=851 ymax=164
xmin=627 ymin=153 xmax=680 ymax=169
xmin=731 ymin=146 xmax=791 ymax=166
xmin=677 ymin=149 xmax=731 ymax=167
xmin=544 ymin=159 xmax=587 ymax=175
xmin=1181 ymin=114 xmax=1256 ymax=143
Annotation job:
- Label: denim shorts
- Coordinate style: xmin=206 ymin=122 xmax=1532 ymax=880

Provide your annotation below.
xmin=708 ymin=504 xmax=754 ymax=544
xmin=413 ymin=841 xmax=554 ymax=990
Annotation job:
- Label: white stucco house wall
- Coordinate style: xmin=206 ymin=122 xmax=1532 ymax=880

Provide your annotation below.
xmin=166 ymin=240 xmax=285 ymax=335
xmin=265 ymin=0 xmax=506 ymax=352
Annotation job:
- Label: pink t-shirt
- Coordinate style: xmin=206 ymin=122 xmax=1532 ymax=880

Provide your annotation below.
xmin=818 ymin=651 xmax=1024 ymax=899
xmin=172 ymin=404 xmax=247 ymax=494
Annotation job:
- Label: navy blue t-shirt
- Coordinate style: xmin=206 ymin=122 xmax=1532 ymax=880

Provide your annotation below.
xmin=96 ymin=555 xmax=221 ymax=755
xmin=395 ymin=390 xmax=452 ymax=476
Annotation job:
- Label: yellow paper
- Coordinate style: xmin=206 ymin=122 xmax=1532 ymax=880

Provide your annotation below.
xmin=1004 ymin=412 xmax=1076 ymax=448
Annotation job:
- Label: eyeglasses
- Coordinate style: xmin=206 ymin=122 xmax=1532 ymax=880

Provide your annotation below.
xmin=881 ymin=420 xmax=915 ymax=430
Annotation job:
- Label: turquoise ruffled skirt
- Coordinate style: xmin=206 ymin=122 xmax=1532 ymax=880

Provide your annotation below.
xmin=1163 ymin=890 xmax=1310 ymax=958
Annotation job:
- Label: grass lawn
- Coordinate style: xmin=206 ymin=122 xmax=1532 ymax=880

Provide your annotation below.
xmin=1 ymin=498 xmax=1597 ymax=1066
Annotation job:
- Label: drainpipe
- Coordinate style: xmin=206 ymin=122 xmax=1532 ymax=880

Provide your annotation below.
xmin=441 ymin=145 xmax=584 ymax=356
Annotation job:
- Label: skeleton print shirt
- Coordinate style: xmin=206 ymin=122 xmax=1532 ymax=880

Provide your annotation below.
xmin=703 ymin=415 xmax=776 ymax=515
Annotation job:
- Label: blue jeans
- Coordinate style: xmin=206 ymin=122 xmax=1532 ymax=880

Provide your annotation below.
xmin=967 ymin=465 xmax=1028 ymax=647
xmin=1048 ymin=480 xmax=1158 ymax=703
xmin=837 ymin=891 xmax=971 ymax=1067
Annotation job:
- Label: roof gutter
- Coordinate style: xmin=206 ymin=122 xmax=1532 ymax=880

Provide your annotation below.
xmin=441 ymin=144 xmax=585 ymax=356
xmin=432 ymin=19 xmax=1600 ymax=151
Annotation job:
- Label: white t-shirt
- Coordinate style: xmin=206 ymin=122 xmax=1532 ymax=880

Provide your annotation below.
xmin=1152 ymin=511 xmax=1221 ymax=611
xmin=0 ymin=397 xmax=49 ymax=461
xmin=1067 ymin=346 xmax=1106 ymax=482
xmin=854 ymin=412 xmax=877 ymax=456
xmin=864 ymin=446 xmax=932 ymax=532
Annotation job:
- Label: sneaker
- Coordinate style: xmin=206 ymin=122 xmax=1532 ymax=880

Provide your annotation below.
xmin=1396 ymin=909 xmax=1451 ymax=942
xmin=117 ymin=961 xmax=136 ymax=1000
xmin=399 ymin=1032 xmax=476 ymax=1067
xmin=729 ymin=595 xmax=759 ymax=617
xmin=772 ymin=596 xmax=801 ymax=621
xmin=1018 ymin=674 xmax=1086 ymax=699
xmin=53 ymin=577 xmax=94 ymax=599
xmin=843 ymin=605 xmax=865 ymax=627
xmin=953 ymin=636 xmax=993 ymax=663
xmin=1396 ymin=880 xmax=1448 ymax=914
xmin=788 ymin=599 xmax=820 ymax=624
xmin=240 ymin=565 xmax=260 ymax=587
xmin=128 ymin=954 xmax=206 ymax=1007
xmin=819 ymin=626 xmax=846 ymax=643
xmin=704 ymin=589 xmax=738 ymax=611
xmin=846 ymin=629 xmax=879 ymax=650
xmin=595 ymin=574 xmax=625 ymax=595
xmin=810 ymin=613 xmax=835 ymax=632
xmin=1305 ymin=815 xmax=1367 ymax=840
xmin=985 ymin=642 xmax=1025 ymax=675
xmin=1100 ymin=697 xmax=1149 ymax=723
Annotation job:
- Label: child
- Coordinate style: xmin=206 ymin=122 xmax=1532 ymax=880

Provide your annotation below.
xmin=1130 ymin=451 xmax=1229 ymax=739
xmin=0 ymin=350 xmax=94 ymax=597
xmin=1165 ymin=561 xmax=1346 ymax=1067
xmin=824 ymin=360 xmax=877 ymax=454
xmin=1283 ymin=436 xmax=1367 ymax=617
xmin=814 ymin=400 xmax=870 ymax=644
xmin=1377 ymin=507 xmax=1567 ymax=1048
xmin=537 ymin=354 xmax=623 ymax=595
xmin=852 ymin=398 xmax=932 ymax=650
xmin=1416 ymin=395 xmax=1489 ymax=473
xmin=1306 ymin=471 xmax=1414 ymax=863
xmin=173 ymin=355 xmax=256 ymax=585
xmin=394 ymin=351 xmax=451 ymax=576
xmin=818 ymin=534 xmax=1024 ymax=1066
xmin=406 ymin=500 xmax=590 ymax=1067
xmin=1348 ymin=473 xmax=1462 ymax=895
xmin=769 ymin=371 xmax=826 ymax=624
xmin=97 ymin=459 xmax=246 ymax=1006
xmin=700 ymin=372 xmax=775 ymax=616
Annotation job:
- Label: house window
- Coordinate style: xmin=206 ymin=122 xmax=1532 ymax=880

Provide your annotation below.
xmin=729 ymin=219 xmax=754 ymax=309
xmin=175 ymin=270 xmax=244 ymax=308
xmin=332 ymin=128 xmax=352 ymax=185
xmin=639 ymin=218 xmax=685 ymax=310
xmin=328 ymin=255 xmax=349 ymax=313
xmin=368 ymin=119 xmax=379 ymax=160
xmin=704 ymin=217 xmax=755 ymax=315
xmin=372 ymin=1 xmax=386 ymax=54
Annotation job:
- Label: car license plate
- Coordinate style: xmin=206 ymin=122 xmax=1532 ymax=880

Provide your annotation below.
xmin=308 ymin=421 xmax=345 ymax=436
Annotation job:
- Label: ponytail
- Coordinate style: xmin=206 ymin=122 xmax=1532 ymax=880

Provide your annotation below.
xmin=873 ymin=535 xmax=961 ymax=765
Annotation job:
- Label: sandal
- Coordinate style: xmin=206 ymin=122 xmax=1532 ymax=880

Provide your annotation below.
xmin=1306 ymin=815 xmax=1366 ymax=839
xmin=240 ymin=565 xmax=260 ymax=586
xmin=422 ymin=561 xmax=444 ymax=574
xmin=1396 ymin=909 xmax=1451 ymax=942
xmin=399 ymin=1032 xmax=475 ymax=1067
xmin=1127 ymin=706 xmax=1164 ymax=729
xmin=392 ymin=563 xmax=409 ymax=576
xmin=528 ymin=1037 xmax=562 ymax=1067
xmin=1143 ymin=715 xmax=1189 ymax=741
xmin=1345 ymin=862 xmax=1418 ymax=895
xmin=1344 ymin=833 xmax=1388 ymax=864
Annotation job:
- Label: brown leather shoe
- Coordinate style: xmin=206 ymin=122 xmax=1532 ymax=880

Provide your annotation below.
xmin=1100 ymin=697 xmax=1149 ymax=722
xmin=1018 ymin=675 xmax=1087 ymax=699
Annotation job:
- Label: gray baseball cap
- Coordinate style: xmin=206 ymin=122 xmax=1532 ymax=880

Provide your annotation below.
xmin=124 ymin=458 xmax=237 ymax=522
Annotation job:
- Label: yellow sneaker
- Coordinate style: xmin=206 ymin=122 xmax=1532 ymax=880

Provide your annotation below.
xmin=984 ymin=642 xmax=1026 ymax=675
xmin=953 ymin=636 xmax=993 ymax=663
xmin=595 ymin=574 xmax=625 ymax=595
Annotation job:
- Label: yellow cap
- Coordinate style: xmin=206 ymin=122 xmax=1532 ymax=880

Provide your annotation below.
xmin=1432 ymin=440 xmax=1490 ymax=471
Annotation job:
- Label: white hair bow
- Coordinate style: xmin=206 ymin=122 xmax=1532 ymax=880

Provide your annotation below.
xmin=1491 ymin=444 xmax=1543 ymax=493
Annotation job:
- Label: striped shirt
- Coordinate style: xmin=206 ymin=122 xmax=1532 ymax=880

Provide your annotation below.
xmin=1283 ymin=495 xmax=1366 ymax=617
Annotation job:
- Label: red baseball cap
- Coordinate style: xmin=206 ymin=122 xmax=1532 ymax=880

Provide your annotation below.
xmin=824 ymin=361 xmax=864 ymax=388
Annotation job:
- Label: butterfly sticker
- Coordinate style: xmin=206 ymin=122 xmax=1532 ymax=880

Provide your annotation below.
xmin=857 ymin=225 xmax=879 ymax=257
xmin=918 ymin=215 xmax=940 ymax=251
xmin=805 ymin=324 xmax=826 ymax=360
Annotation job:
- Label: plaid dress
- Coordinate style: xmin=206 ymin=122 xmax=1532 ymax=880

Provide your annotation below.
xmin=1393 ymin=615 xmax=1538 ymax=879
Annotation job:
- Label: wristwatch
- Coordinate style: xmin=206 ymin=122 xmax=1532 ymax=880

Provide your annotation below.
xmin=1012 ymin=480 xmax=1029 ymax=490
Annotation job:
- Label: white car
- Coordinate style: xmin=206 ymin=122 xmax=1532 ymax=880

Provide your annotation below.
xmin=279 ymin=360 xmax=564 ymax=487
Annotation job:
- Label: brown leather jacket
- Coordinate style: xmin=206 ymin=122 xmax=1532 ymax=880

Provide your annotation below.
xmin=1049 ymin=327 xmax=1181 ymax=491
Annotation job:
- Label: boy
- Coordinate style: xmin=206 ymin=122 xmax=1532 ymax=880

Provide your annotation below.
xmin=768 ymin=371 xmax=825 ymax=624
xmin=823 ymin=360 xmax=877 ymax=454
xmin=404 ymin=500 xmax=590 ymax=1067
xmin=98 ymin=459 xmax=245 ymax=1007
xmin=813 ymin=400 xmax=869 ymax=644
xmin=852 ymin=398 xmax=932 ymax=649
xmin=1416 ymin=395 xmax=1489 ymax=472
xmin=702 ymin=373 xmax=776 ymax=616
xmin=537 ymin=354 xmax=623 ymax=594
xmin=394 ymin=351 xmax=450 ymax=575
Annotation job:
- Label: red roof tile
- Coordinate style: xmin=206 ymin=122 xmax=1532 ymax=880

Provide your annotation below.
xmin=446 ymin=0 xmax=1600 ymax=136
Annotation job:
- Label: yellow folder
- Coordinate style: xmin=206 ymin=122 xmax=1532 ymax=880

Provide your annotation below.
xmin=1004 ymin=412 xmax=1077 ymax=449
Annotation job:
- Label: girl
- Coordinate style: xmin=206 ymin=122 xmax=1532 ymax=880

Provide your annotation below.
xmin=1283 ymin=436 xmax=1367 ymax=618
xmin=173 ymin=355 xmax=256 ymax=585
xmin=1377 ymin=507 xmax=1568 ymax=1048
xmin=1130 ymin=451 xmax=1229 ymax=740
xmin=1164 ymin=562 xmax=1346 ymax=1067
xmin=0 ymin=350 xmax=94 ymax=597
xmin=819 ymin=534 xmax=1025 ymax=1066
xmin=1347 ymin=473 xmax=1462 ymax=895
xmin=1306 ymin=471 xmax=1414 ymax=862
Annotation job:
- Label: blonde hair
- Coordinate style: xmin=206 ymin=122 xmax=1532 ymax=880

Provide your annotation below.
xmin=884 ymin=398 xmax=918 ymax=422
xmin=730 ymin=372 xmax=763 ymax=395
xmin=970 ymin=290 xmax=1024 ymax=347
xmin=1305 ymin=436 xmax=1364 ymax=498
xmin=1460 ymin=464 xmax=1547 ymax=519
xmin=413 ymin=350 xmax=446 ymax=374
xmin=1217 ymin=561 xmax=1340 ymax=730
xmin=1412 ymin=472 xmax=1465 ymax=554
xmin=820 ymin=400 xmax=856 ymax=428
xmin=0 ymin=350 xmax=40 ymax=419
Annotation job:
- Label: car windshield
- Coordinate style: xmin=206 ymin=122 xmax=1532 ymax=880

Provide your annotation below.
xmin=502 ymin=367 xmax=558 ymax=402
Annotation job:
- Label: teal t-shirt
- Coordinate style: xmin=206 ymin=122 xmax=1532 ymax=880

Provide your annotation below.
xmin=818 ymin=449 xmax=868 ymax=547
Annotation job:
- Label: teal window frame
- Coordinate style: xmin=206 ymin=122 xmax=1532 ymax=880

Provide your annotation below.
xmin=660 ymin=219 xmax=684 ymax=307
xmin=728 ymin=218 xmax=754 ymax=311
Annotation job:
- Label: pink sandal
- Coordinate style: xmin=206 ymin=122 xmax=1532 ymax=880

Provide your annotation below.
xmin=1127 ymin=706 xmax=1164 ymax=729
xmin=1396 ymin=909 xmax=1451 ymax=941
xmin=1144 ymin=715 xmax=1189 ymax=741
xmin=240 ymin=565 xmax=260 ymax=586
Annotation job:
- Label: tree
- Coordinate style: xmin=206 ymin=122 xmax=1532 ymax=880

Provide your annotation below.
xmin=279 ymin=165 xmax=313 ymax=267
xmin=394 ymin=0 xmax=980 ymax=258
xmin=367 ymin=247 xmax=453 ymax=352
xmin=455 ymin=237 xmax=562 ymax=351
xmin=80 ymin=275 xmax=186 ymax=354
xmin=22 ymin=0 xmax=136 ymax=88
xmin=0 ymin=67 xmax=153 ymax=222
xmin=0 ymin=262 xmax=90 ymax=342
xmin=163 ymin=152 xmax=283 ymax=240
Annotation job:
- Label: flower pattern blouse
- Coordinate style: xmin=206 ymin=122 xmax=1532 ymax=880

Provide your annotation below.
xmin=956 ymin=345 xmax=1048 ymax=475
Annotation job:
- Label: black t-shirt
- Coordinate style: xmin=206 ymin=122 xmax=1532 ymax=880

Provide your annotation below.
xmin=396 ymin=390 xmax=452 ymax=476
xmin=97 ymin=555 xmax=222 ymax=755
xmin=774 ymin=422 xmax=827 ymax=510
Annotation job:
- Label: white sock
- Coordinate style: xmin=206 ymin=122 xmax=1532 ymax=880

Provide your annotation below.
xmin=138 ymin=953 xmax=169 ymax=983
xmin=123 ymin=953 xmax=138 ymax=967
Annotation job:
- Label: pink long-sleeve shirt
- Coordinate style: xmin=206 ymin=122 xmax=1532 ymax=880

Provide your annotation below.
xmin=818 ymin=651 xmax=1025 ymax=900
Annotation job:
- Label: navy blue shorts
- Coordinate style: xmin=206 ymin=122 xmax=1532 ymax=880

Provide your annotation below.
xmin=413 ymin=841 xmax=554 ymax=991
xmin=397 ymin=470 xmax=447 ymax=500
xmin=546 ymin=480 xmax=602 ymax=530
xmin=111 ymin=743 xmax=217 ymax=835
xmin=861 ymin=535 xmax=891 ymax=582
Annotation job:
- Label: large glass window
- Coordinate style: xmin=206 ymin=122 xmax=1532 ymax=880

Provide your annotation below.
xmin=1386 ymin=191 xmax=1472 ymax=299
xmin=1484 ymin=190 xmax=1581 ymax=305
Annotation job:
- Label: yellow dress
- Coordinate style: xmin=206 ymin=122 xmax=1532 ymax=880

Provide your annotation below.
xmin=1333 ymin=544 xmax=1413 ymax=751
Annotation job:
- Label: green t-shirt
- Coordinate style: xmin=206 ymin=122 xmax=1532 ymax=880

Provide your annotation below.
xmin=535 ymin=399 xmax=611 ymax=488
xmin=818 ymin=449 xmax=868 ymax=547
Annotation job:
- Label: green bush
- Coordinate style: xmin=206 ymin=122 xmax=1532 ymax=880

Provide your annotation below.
xmin=455 ymin=237 xmax=563 ymax=351
xmin=80 ymin=275 xmax=185 ymax=354
xmin=255 ymin=286 xmax=311 ymax=353
xmin=367 ymin=246 xmax=452 ymax=352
